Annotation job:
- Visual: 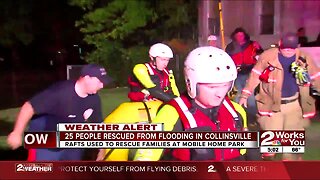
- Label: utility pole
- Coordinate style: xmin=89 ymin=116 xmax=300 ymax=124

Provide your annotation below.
xmin=198 ymin=0 xmax=215 ymax=46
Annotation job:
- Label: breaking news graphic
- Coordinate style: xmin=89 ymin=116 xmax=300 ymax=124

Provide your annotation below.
xmin=23 ymin=123 xmax=259 ymax=149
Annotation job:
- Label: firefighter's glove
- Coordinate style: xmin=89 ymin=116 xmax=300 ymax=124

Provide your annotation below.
xmin=291 ymin=62 xmax=310 ymax=85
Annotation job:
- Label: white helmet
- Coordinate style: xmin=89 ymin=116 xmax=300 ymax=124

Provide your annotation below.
xmin=207 ymin=35 xmax=217 ymax=41
xmin=149 ymin=43 xmax=174 ymax=58
xmin=184 ymin=46 xmax=237 ymax=98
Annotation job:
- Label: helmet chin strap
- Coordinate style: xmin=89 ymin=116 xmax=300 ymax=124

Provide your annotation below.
xmin=150 ymin=56 xmax=157 ymax=68
xmin=229 ymin=80 xmax=235 ymax=92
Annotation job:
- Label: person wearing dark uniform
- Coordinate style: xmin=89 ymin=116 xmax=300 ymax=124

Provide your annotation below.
xmin=7 ymin=64 xmax=113 ymax=161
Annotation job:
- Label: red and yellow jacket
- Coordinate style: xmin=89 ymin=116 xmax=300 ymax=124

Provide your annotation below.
xmin=128 ymin=63 xmax=179 ymax=102
xmin=226 ymin=41 xmax=262 ymax=67
xmin=133 ymin=95 xmax=246 ymax=161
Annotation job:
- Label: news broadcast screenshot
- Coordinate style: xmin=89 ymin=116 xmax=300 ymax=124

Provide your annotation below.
xmin=1 ymin=0 xmax=320 ymax=179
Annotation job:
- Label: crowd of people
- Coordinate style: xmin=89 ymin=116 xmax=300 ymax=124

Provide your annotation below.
xmin=6 ymin=27 xmax=320 ymax=162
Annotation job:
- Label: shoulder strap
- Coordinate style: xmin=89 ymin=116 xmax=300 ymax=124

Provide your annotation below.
xmin=168 ymin=97 xmax=197 ymax=129
xmin=163 ymin=68 xmax=169 ymax=75
xmin=223 ymin=99 xmax=243 ymax=131
xmin=168 ymin=97 xmax=242 ymax=130
xmin=144 ymin=63 xmax=155 ymax=75
xmin=223 ymin=100 xmax=239 ymax=121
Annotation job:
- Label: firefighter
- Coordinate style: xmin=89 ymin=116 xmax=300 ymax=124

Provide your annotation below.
xmin=132 ymin=46 xmax=253 ymax=161
xmin=128 ymin=43 xmax=180 ymax=102
xmin=239 ymin=32 xmax=320 ymax=160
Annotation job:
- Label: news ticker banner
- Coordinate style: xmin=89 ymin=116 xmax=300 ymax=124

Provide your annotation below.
xmin=24 ymin=123 xmax=305 ymax=154
xmin=1 ymin=161 xmax=320 ymax=180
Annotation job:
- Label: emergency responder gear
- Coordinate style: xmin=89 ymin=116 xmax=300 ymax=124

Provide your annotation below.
xmin=133 ymin=47 xmax=247 ymax=161
xmin=133 ymin=97 xmax=247 ymax=161
xmin=291 ymin=61 xmax=311 ymax=85
xmin=128 ymin=43 xmax=179 ymax=102
xmin=149 ymin=43 xmax=174 ymax=59
xmin=101 ymin=99 xmax=248 ymax=161
xmin=184 ymin=46 xmax=237 ymax=98
xmin=241 ymin=48 xmax=320 ymax=119
xmin=311 ymin=86 xmax=320 ymax=96
xmin=232 ymin=101 xmax=248 ymax=156
xmin=259 ymin=64 xmax=276 ymax=83
xmin=128 ymin=63 xmax=179 ymax=102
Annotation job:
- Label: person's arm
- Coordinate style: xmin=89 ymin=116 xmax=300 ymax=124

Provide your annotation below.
xmin=133 ymin=64 xmax=156 ymax=89
xmin=7 ymin=102 xmax=35 ymax=149
xmin=13 ymin=102 xmax=35 ymax=133
xmin=7 ymin=83 xmax=60 ymax=149
xmin=133 ymin=64 xmax=176 ymax=102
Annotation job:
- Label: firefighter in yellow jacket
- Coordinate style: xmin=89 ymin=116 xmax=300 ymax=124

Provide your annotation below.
xmin=239 ymin=32 xmax=320 ymax=160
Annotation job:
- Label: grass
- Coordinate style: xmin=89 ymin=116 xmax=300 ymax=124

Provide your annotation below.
xmin=0 ymin=87 xmax=320 ymax=160
xmin=99 ymin=87 xmax=130 ymax=116
xmin=304 ymin=121 xmax=320 ymax=160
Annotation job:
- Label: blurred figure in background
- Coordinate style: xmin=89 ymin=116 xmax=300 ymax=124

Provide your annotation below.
xmin=225 ymin=27 xmax=263 ymax=127
xmin=207 ymin=35 xmax=218 ymax=47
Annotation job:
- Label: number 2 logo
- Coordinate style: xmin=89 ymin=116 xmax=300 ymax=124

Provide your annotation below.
xmin=208 ymin=165 xmax=216 ymax=172
xmin=261 ymin=131 xmax=274 ymax=146
xmin=16 ymin=164 xmax=23 ymax=172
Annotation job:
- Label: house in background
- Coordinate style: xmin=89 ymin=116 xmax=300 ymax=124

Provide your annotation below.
xmin=199 ymin=0 xmax=320 ymax=49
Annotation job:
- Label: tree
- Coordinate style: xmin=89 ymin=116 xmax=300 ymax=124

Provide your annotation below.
xmin=152 ymin=0 xmax=198 ymax=40
xmin=0 ymin=0 xmax=33 ymax=68
xmin=69 ymin=0 xmax=198 ymax=85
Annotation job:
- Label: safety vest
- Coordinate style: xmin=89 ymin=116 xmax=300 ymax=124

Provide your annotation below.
xmin=165 ymin=96 xmax=242 ymax=161
xmin=128 ymin=63 xmax=171 ymax=101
